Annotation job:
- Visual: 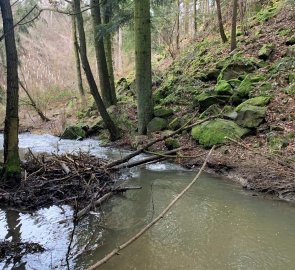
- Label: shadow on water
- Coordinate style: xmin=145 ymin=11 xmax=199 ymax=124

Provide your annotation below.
xmin=0 ymin=134 xmax=295 ymax=270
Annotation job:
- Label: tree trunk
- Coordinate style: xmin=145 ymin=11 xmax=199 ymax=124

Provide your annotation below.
xmin=71 ymin=6 xmax=85 ymax=98
xmin=193 ymin=0 xmax=197 ymax=36
xmin=176 ymin=0 xmax=180 ymax=49
xmin=73 ymin=0 xmax=120 ymax=141
xmin=101 ymin=0 xmax=117 ymax=105
xmin=184 ymin=0 xmax=190 ymax=35
xmin=216 ymin=0 xmax=228 ymax=43
xmin=0 ymin=0 xmax=21 ymax=186
xmin=134 ymin=0 xmax=153 ymax=135
xmin=230 ymin=0 xmax=238 ymax=51
xmin=90 ymin=0 xmax=114 ymax=108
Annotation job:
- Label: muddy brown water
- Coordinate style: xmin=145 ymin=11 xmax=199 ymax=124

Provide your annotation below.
xmin=0 ymin=134 xmax=295 ymax=270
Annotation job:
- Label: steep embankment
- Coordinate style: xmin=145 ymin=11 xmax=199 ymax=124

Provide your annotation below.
xmin=22 ymin=1 xmax=295 ymax=200
xmin=109 ymin=1 xmax=295 ymax=200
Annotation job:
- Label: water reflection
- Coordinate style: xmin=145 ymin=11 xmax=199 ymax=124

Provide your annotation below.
xmin=0 ymin=134 xmax=295 ymax=270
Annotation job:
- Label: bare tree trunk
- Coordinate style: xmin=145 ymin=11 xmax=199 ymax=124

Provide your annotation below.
xmin=117 ymin=27 xmax=123 ymax=73
xmin=176 ymin=0 xmax=180 ymax=49
xmin=71 ymin=6 xmax=85 ymax=98
xmin=184 ymin=0 xmax=190 ymax=35
xmin=230 ymin=0 xmax=238 ymax=51
xmin=193 ymin=0 xmax=197 ymax=36
xmin=73 ymin=0 xmax=120 ymax=141
xmin=0 ymin=0 xmax=21 ymax=186
xmin=101 ymin=0 xmax=117 ymax=104
xmin=216 ymin=0 xmax=228 ymax=43
xmin=90 ymin=0 xmax=114 ymax=108
xmin=135 ymin=0 xmax=154 ymax=134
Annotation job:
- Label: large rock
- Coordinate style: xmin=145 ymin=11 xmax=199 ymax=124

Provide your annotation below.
xmin=154 ymin=106 xmax=174 ymax=117
xmin=195 ymin=92 xmax=229 ymax=111
xmin=61 ymin=126 xmax=86 ymax=140
xmin=235 ymin=75 xmax=252 ymax=98
xmin=235 ymin=104 xmax=267 ymax=128
xmin=219 ymin=61 xmax=256 ymax=80
xmin=199 ymin=104 xmax=221 ymax=119
xmin=191 ymin=119 xmax=249 ymax=147
xmin=168 ymin=117 xmax=181 ymax=130
xmin=215 ymin=80 xmax=233 ymax=95
xmin=258 ymin=44 xmax=274 ymax=60
xmin=147 ymin=117 xmax=168 ymax=133
xmin=236 ymin=96 xmax=271 ymax=111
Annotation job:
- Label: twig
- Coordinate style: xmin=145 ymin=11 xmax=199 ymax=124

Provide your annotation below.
xmin=112 ymin=147 xmax=184 ymax=170
xmin=105 ymin=115 xmax=218 ymax=169
xmin=86 ymin=146 xmax=215 ymax=270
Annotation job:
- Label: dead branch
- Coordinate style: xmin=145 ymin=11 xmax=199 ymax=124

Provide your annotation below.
xmin=19 ymin=81 xmax=50 ymax=122
xmin=112 ymin=147 xmax=184 ymax=170
xmin=86 ymin=145 xmax=215 ymax=270
xmin=105 ymin=115 xmax=218 ymax=169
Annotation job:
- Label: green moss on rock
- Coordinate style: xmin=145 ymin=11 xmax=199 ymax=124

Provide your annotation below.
xmin=165 ymin=138 xmax=180 ymax=150
xmin=147 ymin=117 xmax=168 ymax=133
xmin=154 ymin=106 xmax=174 ymax=117
xmin=258 ymin=44 xmax=274 ymax=60
xmin=195 ymin=92 xmax=229 ymax=111
xmin=191 ymin=119 xmax=249 ymax=147
xmin=235 ymin=104 xmax=267 ymax=128
xmin=168 ymin=117 xmax=181 ymax=130
xmin=236 ymin=96 xmax=271 ymax=111
xmin=61 ymin=126 xmax=86 ymax=140
xmin=215 ymin=80 xmax=232 ymax=95
xmin=236 ymin=75 xmax=252 ymax=98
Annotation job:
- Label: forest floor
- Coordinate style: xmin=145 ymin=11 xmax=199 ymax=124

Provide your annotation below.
xmin=7 ymin=2 xmax=295 ymax=201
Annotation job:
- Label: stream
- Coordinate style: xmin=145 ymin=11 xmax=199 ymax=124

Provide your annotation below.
xmin=0 ymin=133 xmax=295 ymax=270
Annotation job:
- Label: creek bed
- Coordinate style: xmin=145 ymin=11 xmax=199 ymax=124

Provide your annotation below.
xmin=0 ymin=134 xmax=295 ymax=270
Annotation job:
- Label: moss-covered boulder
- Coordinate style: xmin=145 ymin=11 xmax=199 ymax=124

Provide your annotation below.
xmin=168 ymin=117 xmax=181 ymax=130
xmin=191 ymin=119 xmax=249 ymax=147
xmin=286 ymin=35 xmax=295 ymax=46
xmin=236 ymin=96 xmax=271 ymax=110
xmin=195 ymin=92 xmax=229 ymax=111
xmin=267 ymin=133 xmax=289 ymax=150
xmin=165 ymin=138 xmax=180 ymax=150
xmin=228 ymin=79 xmax=242 ymax=89
xmin=147 ymin=117 xmax=168 ymax=133
xmin=154 ymin=106 xmax=174 ymax=117
xmin=199 ymin=104 xmax=221 ymax=118
xmin=235 ymin=104 xmax=267 ymax=128
xmin=218 ymin=58 xmax=256 ymax=81
xmin=199 ymin=68 xmax=220 ymax=82
xmin=61 ymin=126 xmax=86 ymax=140
xmin=215 ymin=80 xmax=233 ymax=95
xmin=235 ymin=75 xmax=252 ymax=98
xmin=258 ymin=44 xmax=274 ymax=60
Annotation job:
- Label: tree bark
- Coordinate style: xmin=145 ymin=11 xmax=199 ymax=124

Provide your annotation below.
xmin=230 ymin=0 xmax=238 ymax=51
xmin=71 ymin=5 xmax=85 ymax=98
xmin=193 ymin=0 xmax=197 ymax=36
xmin=90 ymin=0 xmax=113 ymax=108
xmin=101 ymin=0 xmax=117 ymax=105
xmin=0 ymin=0 xmax=21 ymax=186
xmin=216 ymin=0 xmax=228 ymax=43
xmin=134 ymin=0 xmax=153 ymax=135
xmin=184 ymin=0 xmax=190 ymax=35
xmin=73 ymin=0 xmax=120 ymax=141
xmin=176 ymin=0 xmax=180 ymax=49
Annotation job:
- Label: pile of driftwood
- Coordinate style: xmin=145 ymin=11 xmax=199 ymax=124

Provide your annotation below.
xmin=0 ymin=116 xmax=216 ymax=219
xmin=0 ymin=152 xmax=116 ymax=213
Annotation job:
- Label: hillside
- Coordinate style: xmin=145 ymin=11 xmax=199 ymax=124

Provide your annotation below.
xmin=17 ymin=0 xmax=295 ymax=200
